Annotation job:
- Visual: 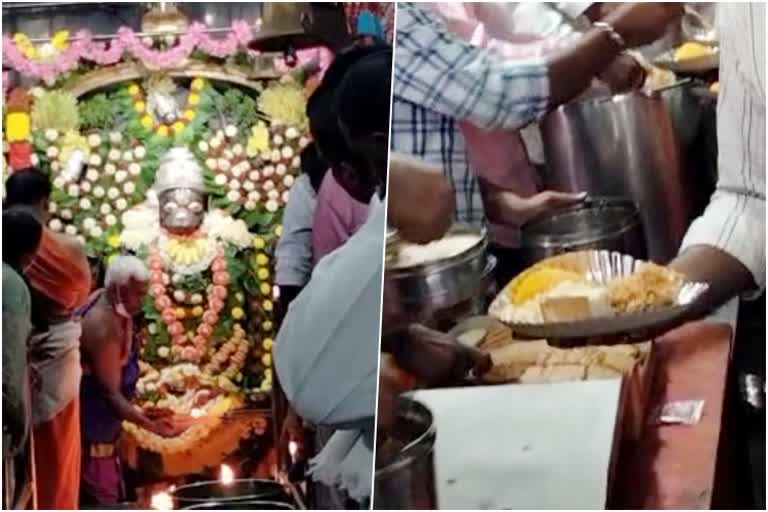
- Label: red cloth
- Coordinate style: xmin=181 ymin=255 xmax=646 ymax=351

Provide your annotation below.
xmin=9 ymin=141 xmax=32 ymax=170
xmin=32 ymin=397 xmax=81 ymax=510
xmin=25 ymin=229 xmax=92 ymax=311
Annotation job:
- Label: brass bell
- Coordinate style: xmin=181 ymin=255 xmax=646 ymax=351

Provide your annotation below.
xmin=142 ymin=3 xmax=189 ymax=34
xmin=248 ymin=2 xmax=347 ymax=54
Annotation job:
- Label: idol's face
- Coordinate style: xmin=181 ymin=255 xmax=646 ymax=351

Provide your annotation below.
xmin=159 ymin=188 xmax=206 ymax=235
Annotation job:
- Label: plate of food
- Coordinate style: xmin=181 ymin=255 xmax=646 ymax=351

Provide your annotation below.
xmin=653 ymin=42 xmax=719 ymax=73
xmin=488 ymin=250 xmax=708 ymax=340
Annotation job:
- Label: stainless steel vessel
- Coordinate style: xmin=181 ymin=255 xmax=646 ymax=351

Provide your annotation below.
xmin=374 ymin=398 xmax=436 ymax=510
xmin=520 ymin=197 xmax=645 ymax=268
xmin=385 ymin=224 xmax=490 ymax=329
xmin=541 ymin=91 xmax=692 ymax=263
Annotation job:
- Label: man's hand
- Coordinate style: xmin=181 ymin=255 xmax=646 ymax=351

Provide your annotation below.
xmin=598 ymin=54 xmax=647 ymax=93
xmin=146 ymin=416 xmax=189 ymax=438
xmin=483 ymin=186 xmax=587 ymax=227
xmin=390 ymin=324 xmax=492 ymax=387
xmin=388 ymin=153 xmax=455 ymax=244
xmin=604 ymin=3 xmax=684 ymax=48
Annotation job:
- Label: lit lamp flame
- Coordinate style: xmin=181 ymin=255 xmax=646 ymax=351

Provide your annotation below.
xmin=151 ymin=490 xmax=174 ymax=510
xmin=288 ymin=440 xmax=298 ymax=458
xmin=220 ymin=464 xmax=235 ymax=486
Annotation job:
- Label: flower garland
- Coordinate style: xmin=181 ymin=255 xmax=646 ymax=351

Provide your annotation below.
xmin=3 ymin=21 xmax=330 ymax=84
xmin=149 ymin=244 xmax=229 ymax=363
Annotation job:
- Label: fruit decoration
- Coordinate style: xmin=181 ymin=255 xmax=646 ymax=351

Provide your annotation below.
xmin=201 ymin=121 xmax=308 ymax=217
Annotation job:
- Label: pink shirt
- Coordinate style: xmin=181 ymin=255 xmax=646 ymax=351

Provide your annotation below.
xmin=432 ymin=3 xmax=582 ymax=247
xmin=312 ymin=172 xmax=370 ymax=263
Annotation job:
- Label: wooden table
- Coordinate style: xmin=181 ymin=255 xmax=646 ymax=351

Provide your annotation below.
xmin=613 ymin=321 xmax=734 ymax=509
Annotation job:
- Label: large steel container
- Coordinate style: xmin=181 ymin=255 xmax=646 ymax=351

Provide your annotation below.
xmin=541 ymin=91 xmax=693 ymax=263
xmin=374 ymin=398 xmax=436 ymax=510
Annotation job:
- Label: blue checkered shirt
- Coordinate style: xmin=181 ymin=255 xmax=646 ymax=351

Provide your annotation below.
xmin=391 ymin=2 xmax=551 ymax=226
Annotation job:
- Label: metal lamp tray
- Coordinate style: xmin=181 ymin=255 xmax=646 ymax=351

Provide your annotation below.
xmin=653 ymin=48 xmax=719 ymax=73
xmin=488 ymin=251 xmax=708 ymax=340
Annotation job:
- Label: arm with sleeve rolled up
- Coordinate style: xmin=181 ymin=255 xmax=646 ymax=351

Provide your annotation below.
xmin=394 ymin=2 xmax=681 ymax=129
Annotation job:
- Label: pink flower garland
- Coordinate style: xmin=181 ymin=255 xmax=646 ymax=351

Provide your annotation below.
xmin=1 ymin=20 xmax=325 ymax=83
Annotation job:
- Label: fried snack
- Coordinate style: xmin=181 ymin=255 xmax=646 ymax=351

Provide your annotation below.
xmin=521 ymin=364 xmax=586 ymax=384
xmin=457 ymin=328 xmax=487 ymax=348
xmin=488 ymin=340 xmax=550 ymax=366
xmin=607 ymin=262 xmax=683 ymax=314
xmin=586 ymin=364 xmax=623 ymax=380
xmin=480 ymin=324 xmax=515 ymax=350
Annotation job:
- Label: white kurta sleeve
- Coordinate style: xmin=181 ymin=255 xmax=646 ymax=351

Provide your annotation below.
xmin=679 ymin=3 xmax=766 ymax=295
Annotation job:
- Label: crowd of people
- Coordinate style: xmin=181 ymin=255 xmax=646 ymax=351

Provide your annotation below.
xmin=1 ymin=167 xmax=167 ymax=508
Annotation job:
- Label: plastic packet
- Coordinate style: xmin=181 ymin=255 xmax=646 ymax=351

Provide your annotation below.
xmin=651 ymin=399 xmax=705 ymax=426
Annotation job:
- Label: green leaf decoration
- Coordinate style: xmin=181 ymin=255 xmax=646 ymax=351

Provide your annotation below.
xmin=79 ymin=93 xmax=115 ymax=131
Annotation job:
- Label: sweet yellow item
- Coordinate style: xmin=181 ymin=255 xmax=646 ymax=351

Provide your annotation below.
xmin=509 ymin=267 xmax=585 ymax=306
xmin=6 ymin=113 xmax=31 ymax=142
xmin=674 ymin=42 xmax=712 ymax=61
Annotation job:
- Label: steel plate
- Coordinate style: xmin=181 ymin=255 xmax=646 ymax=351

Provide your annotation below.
xmin=489 ymin=250 xmax=709 ymax=340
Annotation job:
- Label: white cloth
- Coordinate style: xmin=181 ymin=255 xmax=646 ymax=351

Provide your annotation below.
xmin=274 ymin=197 xmax=384 ymax=500
xmin=275 ymin=174 xmax=317 ymax=287
xmin=680 ymin=3 xmax=766 ymax=295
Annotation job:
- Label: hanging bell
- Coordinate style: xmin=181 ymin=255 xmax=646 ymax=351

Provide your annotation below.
xmin=141 ymin=2 xmax=189 ymax=35
xmin=248 ymin=2 xmax=347 ymax=54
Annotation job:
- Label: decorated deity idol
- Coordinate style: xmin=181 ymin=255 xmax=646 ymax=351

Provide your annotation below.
xmin=120 ymin=147 xmax=269 ymax=454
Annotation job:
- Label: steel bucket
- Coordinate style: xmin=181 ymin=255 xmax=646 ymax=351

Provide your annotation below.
xmin=541 ymin=91 xmax=692 ymax=263
xmin=374 ymin=398 xmax=436 ymax=510
xmin=520 ymin=197 xmax=645 ymax=268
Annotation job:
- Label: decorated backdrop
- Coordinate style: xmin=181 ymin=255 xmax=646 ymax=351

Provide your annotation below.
xmin=3 ymin=18 xmax=328 ymax=460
